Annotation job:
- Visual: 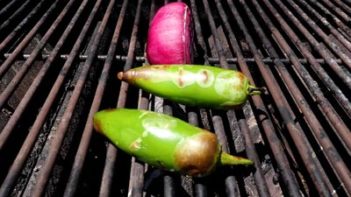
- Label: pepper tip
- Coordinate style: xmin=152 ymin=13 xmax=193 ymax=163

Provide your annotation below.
xmin=117 ymin=71 xmax=124 ymax=80
xmin=93 ymin=111 xmax=106 ymax=134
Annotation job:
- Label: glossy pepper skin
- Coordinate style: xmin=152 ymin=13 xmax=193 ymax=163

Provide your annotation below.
xmin=117 ymin=65 xmax=261 ymax=109
xmin=94 ymin=109 xmax=253 ymax=176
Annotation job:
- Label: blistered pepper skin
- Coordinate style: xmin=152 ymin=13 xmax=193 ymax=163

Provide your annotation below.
xmin=94 ymin=109 xmax=253 ymax=176
xmin=117 ymin=65 xmax=260 ymax=109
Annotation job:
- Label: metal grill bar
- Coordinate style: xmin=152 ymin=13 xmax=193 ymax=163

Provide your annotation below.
xmin=188 ymin=1 xmax=211 ymax=195
xmin=161 ymin=103 xmax=177 ymax=197
xmin=62 ymin=0 xmax=129 ymax=196
xmin=270 ymin=0 xmax=351 ymax=91
xmin=271 ymin=0 xmax=351 ymax=147
xmin=243 ymin=0 xmax=351 ymax=194
xmin=127 ymin=1 xmax=155 ymax=196
xmin=263 ymin=0 xmax=351 ymax=146
xmin=306 ymin=0 xmax=351 ymax=37
xmin=0 ymin=0 xmax=68 ymax=150
xmin=0 ymin=0 xmax=47 ymax=53
xmin=213 ymin=1 xmax=271 ymax=196
xmin=249 ymin=0 xmax=337 ymax=194
xmin=0 ymin=0 xmax=70 ymax=117
xmin=281 ymin=0 xmax=351 ymax=119
xmin=5 ymin=53 xmax=345 ymax=64
xmin=200 ymin=1 xmax=228 ymax=67
xmin=0 ymin=0 xmax=103 ymax=196
xmin=201 ymin=0 xmax=247 ymax=196
xmin=0 ymin=0 xmax=93 ymax=195
xmin=215 ymin=0 xmax=301 ymax=195
xmin=320 ymin=0 xmax=351 ymax=23
xmin=127 ymin=89 xmax=149 ymax=197
xmin=30 ymin=0 xmax=111 ymax=195
xmin=99 ymin=0 xmax=143 ymax=196
xmin=0 ymin=0 xmax=59 ymax=77
xmin=248 ymin=2 xmax=348 ymax=194
xmin=0 ymin=0 xmax=22 ymax=19
xmin=282 ymin=0 xmax=351 ymax=79
xmin=333 ymin=0 xmax=351 ymax=13
xmin=230 ymin=0 xmax=333 ymax=195
xmin=263 ymin=8 xmax=351 ymax=195
xmin=188 ymin=109 xmax=209 ymax=196
xmin=259 ymin=1 xmax=351 ymax=122
xmin=0 ymin=0 xmax=32 ymax=32
xmin=189 ymin=0 xmax=209 ymax=65
xmin=227 ymin=5 xmax=305 ymax=196
xmin=239 ymin=116 xmax=270 ymax=197
xmin=295 ymin=0 xmax=351 ymax=52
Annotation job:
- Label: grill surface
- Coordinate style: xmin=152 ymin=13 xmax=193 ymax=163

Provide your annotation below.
xmin=0 ymin=0 xmax=351 ymax=196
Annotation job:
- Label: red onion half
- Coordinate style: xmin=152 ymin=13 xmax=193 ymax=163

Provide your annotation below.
xmin=146 ymin=2 xmax=193 ymax=64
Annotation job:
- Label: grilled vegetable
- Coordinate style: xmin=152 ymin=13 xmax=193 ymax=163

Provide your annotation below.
xmin=146 ymin=2 xmax=193 ymax=64
xmin=117 ymin=65 xmax=261 ymax=109
xmin=93 ymin=109 xmax=253 ymax=176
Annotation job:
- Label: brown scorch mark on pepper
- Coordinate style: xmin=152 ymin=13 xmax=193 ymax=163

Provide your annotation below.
xmin=130 ymin=138 xmax=142 ymax=151
xmin=117 ymin=71 xmax=124 ymax=80
xmin=117 ymin=70 xmax=145 ymax=84
xmin=237 ymin=72 xmax=246 ymax=83
xmin=232 ymin=72 xmax=246 ymax=91
xmin=178 ymin=68 xmax=184 ymax=87
xmin=117 ymin=71 xmax=136 ymax=84
xmin=151 ymin=65 xmax=172 ymax=70
xmin=175 ymin=131 xmax=219 ymax=176
xmin=202 ymin=70 xmax=209 ymax=84
xmin=93 ymin=109 xmax=116 ymax=133
xmin=93 ymin=117 xmax=102 ymax=133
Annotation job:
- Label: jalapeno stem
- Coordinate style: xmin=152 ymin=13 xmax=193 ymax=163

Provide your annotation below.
xmin=248 ymin=85 xmax=265 ymax=95
xmin=220 ymin=152 xmax=253 ymax=166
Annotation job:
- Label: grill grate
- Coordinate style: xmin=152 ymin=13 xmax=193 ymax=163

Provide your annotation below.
xmin=0 ymin=0 xmax=351 ymax=196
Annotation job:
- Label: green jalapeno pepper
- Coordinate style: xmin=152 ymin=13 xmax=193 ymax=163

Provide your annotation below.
xmin=117 ymin=65 xmax=261 ymax=109
xmin=94 ymin=108 xmax=253 ymax=176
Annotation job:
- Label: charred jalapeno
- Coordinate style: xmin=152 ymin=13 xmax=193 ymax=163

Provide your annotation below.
xmin=94 ymin=108 xmax=253 ymax=176
xmin=117 ymin=65 xmax=262 ymax=109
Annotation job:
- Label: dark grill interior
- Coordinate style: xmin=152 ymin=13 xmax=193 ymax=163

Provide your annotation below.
xmin=1 ymin=0 xmax=351 ymax=196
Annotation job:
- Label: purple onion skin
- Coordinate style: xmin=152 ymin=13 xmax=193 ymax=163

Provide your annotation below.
xmin=146 ymin=2 xmax=193 ymax=64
